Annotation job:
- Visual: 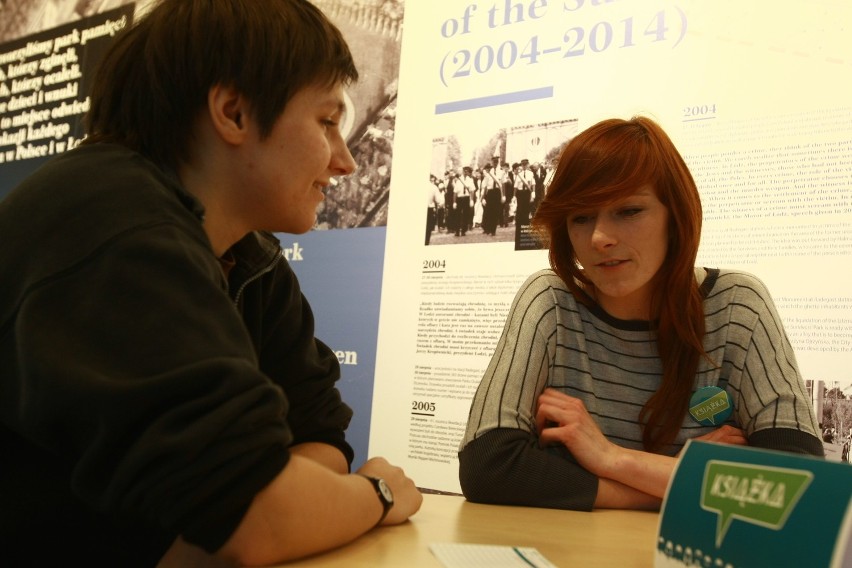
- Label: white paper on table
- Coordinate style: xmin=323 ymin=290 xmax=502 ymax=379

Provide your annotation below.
xmin=429 ymin=543 xmax=559 ymax=568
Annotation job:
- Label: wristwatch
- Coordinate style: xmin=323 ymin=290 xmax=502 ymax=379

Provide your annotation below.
xmin=358 ymin=474 xmax=394 ymax=526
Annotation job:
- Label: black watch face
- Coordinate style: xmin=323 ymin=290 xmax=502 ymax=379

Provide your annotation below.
xmin=377 ymin=478 xmax=394 ymax=503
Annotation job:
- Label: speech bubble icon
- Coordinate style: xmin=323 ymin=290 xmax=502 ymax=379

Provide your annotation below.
xmin=689 ymin=388 xmax=732 ymax=426
xmin=700 ymin=460 xmax=813 ymax=547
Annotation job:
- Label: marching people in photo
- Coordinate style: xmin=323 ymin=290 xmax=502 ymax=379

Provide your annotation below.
xmin=444 ymin=169 xmax=457 ymax=236
xmin=425 ymin=129 xmax=574 ymax=246
xmin=472 ymin=167 xmax=484 ymax=230
xmin=481 ymin=162 xmax=503 ymax=236
xmin=454 ymin=166 xmax=474 ymax=237
xmin=435 ymin=174 xmax=447 ymax=233
xmin=504 ymin=161 xmax=516 ymax=226
xmin=531 ymin=160 xmax=546 ymax=214
xmin=426 ymin=174 xmax=442 ymax=245
xmin=491 ymin=155 xmax=510 ymax=229
xmin=514 ymin=158 xmax=536 ymax=228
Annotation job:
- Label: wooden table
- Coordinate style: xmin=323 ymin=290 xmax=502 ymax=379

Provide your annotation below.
xmin=277 ymin=493 xmax=660 ymax=567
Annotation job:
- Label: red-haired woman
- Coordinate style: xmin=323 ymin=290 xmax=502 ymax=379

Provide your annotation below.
xmin=459 ymin=116 xmax=823 ymax=511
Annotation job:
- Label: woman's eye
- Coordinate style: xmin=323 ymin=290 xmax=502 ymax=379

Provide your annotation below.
xmin=570 ymin=215 xmax=591 ymax=225
xmin=619 ymin=207 xmax=642 ymax=218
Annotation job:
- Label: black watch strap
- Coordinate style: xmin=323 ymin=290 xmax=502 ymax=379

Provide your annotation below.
xmin=357 ymin=474 xmax=394 ymax=526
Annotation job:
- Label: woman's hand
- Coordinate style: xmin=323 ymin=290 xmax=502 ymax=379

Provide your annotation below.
xmin=676 ymin=426 xmax=747 ymax=457
xmin=536 ymin=388 xmax=681 ymax=500
xmin=691 ymin=425 xmax=748 ymax=446
xmin=535 ymin=388 xmax=622 ymax=479
xmin=535 ymin=389 xmax=750 ymax=502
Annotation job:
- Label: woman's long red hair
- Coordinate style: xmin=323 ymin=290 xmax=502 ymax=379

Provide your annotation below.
xmin=532 ymin=116 xmax=705 ymax=452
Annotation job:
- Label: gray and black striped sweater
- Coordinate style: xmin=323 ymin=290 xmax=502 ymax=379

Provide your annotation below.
xmin=459 ymin=268 xmax=823 ymax=510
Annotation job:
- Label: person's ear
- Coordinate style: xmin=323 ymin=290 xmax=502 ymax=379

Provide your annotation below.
xmin=207 ymin=84 xmax=249 ymax=145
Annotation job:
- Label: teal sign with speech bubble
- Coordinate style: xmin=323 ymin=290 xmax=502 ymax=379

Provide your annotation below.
xmin=656 ymin=441 xmax=852 ymax=568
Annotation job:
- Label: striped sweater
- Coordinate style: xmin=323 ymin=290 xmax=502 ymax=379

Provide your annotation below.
xmin=458 ymin=268 xmax=822 ymax=510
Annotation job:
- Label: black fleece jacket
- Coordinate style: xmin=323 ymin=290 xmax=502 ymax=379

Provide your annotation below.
xmin=0 ymin=144 xmax=353 ymax=565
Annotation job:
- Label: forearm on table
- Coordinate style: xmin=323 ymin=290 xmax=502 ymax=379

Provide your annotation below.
xmin=594 ymin=477 xmax=662 ymax=510
xmin=459 ymin=428 xmax=598 ymax=511
xmin=597 ymin=446 xmax=677 ymax=500
xmin=289 ymin=441 xmax=349 ymax=473
xmin=217 ymin=455 xmax=382 ymax=566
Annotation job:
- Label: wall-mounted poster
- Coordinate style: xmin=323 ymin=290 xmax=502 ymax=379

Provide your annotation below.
xmin=371 ymin=0 xmax=852 ymax=493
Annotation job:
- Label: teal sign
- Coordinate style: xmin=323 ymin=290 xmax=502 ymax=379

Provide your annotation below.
xmin=656 ymin=441 xmax=852 ymax=567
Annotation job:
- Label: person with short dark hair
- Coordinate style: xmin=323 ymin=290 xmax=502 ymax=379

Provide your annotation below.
xmin=459 ymin=116 xmax=822 ymax=512
xmin=0 ymin=1 xmax=421 ymax=565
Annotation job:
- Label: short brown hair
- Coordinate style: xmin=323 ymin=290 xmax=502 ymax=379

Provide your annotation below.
xmin=83 ymin=0 xmax=358 ymax=171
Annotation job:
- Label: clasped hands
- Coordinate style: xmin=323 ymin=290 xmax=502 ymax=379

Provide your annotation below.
xmin=535 ymin=388 xmax=747 ymax=479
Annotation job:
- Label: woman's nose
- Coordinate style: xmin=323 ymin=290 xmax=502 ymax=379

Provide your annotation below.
xmin=590 ymin=218 xmax=616 ymax=250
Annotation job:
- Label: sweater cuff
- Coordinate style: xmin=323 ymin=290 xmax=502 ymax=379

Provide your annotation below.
xmin=749 ymin=428 xmax=825 ymax=457
xmin=459 ymin=428 xmax=598 ymax=511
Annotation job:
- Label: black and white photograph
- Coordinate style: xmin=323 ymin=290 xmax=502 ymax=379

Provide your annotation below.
xmin=425 ymin=118 xmax=578 ymax=247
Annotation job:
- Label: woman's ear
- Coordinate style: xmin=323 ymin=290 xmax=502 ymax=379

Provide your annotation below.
xmin=207 ymin=84 xmax=249 ymax=145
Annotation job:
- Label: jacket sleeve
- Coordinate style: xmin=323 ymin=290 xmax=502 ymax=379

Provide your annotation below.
xmin=9 ymin=223 xmax=292 ymax=553
xmin=243 ymin=250 xmax=354 ymax=466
